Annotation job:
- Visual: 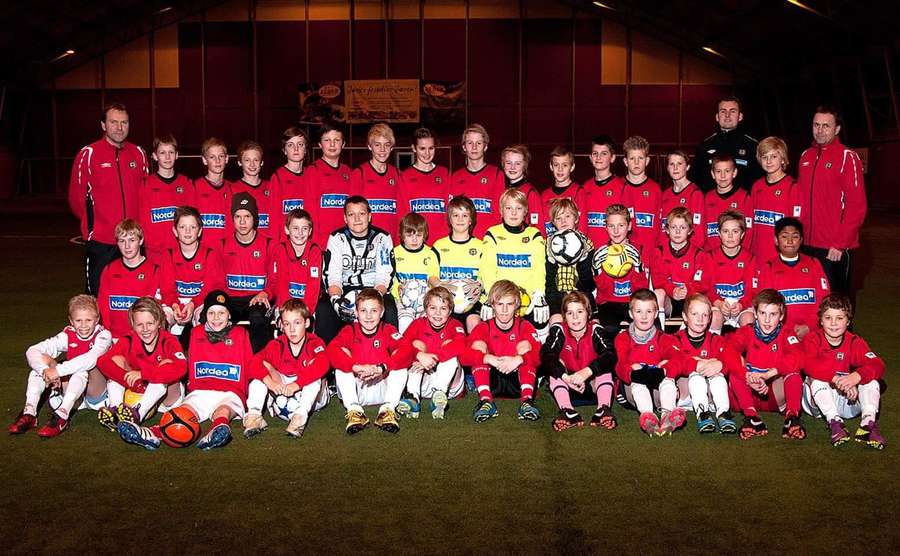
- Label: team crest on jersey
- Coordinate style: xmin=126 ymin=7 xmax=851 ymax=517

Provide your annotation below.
xmin=606 ymin=190 xmax=612 ymax=196
xmin=825 ymin=162 xmax=832 ymax=169
xmin=775 ymin=190 xmax=782 ymax=196
xmin=424 ymin=257 xmax=430 ymax=265
xmin=314 ymin=345 xmax=324 ymax=354
xmin=730 ymin=202 xmax=738 ymax=208
xmin=69 ymin=342 xmax=78 ymax=348
xmin=373 ymin=340 xmax=380 ymax=348
xmin=480 ymin=177 xmax=487 ymax=184
xmin=469 ymin=248 xmax=477 ymax=256
xmin=176 ymin=186 xmax=183 ymax=194
xmin=129 ymin=161 xmax=137 ymax=168
xmin=802 ymin=267 xmax=809 ymax=273
xmin=435 ymin=177 xmax=443 ymax=184
xmin=701 ymin=350 xmax=708 ymax=357
xmin=648 ymin=345 xmax=655 ymax=352
xmin=865 ymin=351 xmax=877 ymax=359
xmin=510 ymin=334 xmax=516 ymax=341
xmin=837 ymin=352 xmax=845 ymax=360
xmin=680 ymin=198 xmax=686 ymax=205
xmin=787 ymin=336 xmax=799 ymax=345
xmin=253 ymin=250 xmax=261 ymax=258
xmin=225 ymin=338 xmax=233 ymax=346
xmin=264 ymin=190 xmax=270 ymax=197
xmin=392 ymin=332 xmax=402 ymax=340
xmin=682 ymin=262 xmax=690 ymax=269
xmin=388 ymin=178 xmax=395 ymax=186
xmin=342 ymin=173 xmax=350 ymax=180
xmin=737 ymin=262 xmax=744 ymax=269
xmin=194 ymin=263 xmax=202 ymax=271
xmin=137 ymin=273 xmax=145 ymax=281
xmin=771 ymin=344 xmax=778 ymax=352
xmin=738 ymin=149 xmax=746 ymax=156
xmin=642 ymin=191 xmax=649 ymax=197
xmin=301 ymin=259 xmax=307 ymax=267
xmin=157 ymin=355 xmax=163 ymax=362
xmin=821 ymin=277 xmax=828 ymax=289
xmin=522 ymin=237 xmax=530 ymax=243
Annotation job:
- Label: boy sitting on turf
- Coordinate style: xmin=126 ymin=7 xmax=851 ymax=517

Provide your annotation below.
xmin=327 ymin=288 xmax=410 ymax=435
xmin=801 ymin=294 xmax=886 ymax=449
xmin=614 ymin=289 xmax=688 ymax=437
xmin=118 ymin=290 xmax=258 ymax=450
xmin=9 ymin=295 xmax=113 ymax=438
xmin=540 ymin=291 xmax=617 ymax=432
xmin=96 ymin=297 xmax=187 ymax=432
xmin=591 ymin=203 xmax=646 ymax=328
xmin=464 ymin=280 xmax=542 ymax=423
xmin=650 ymin=206 xmax=705 ymax=320
xmin=396 ymin=286 xmax=468 ymax=420
xmin=392 ymin=212 xmax=441 ymax=333
xmin=244 ymin=298 xmax=330 ymax=438
xmin=727 ymin=289 xmax=806 ymax=441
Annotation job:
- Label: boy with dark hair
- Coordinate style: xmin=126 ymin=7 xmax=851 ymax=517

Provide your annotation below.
xmin=269 ymin=127 xmax=311 ymax=238
xmin=138 ymin=135 xmax=195 ymax=261
xmin=400 ymin=127 xmax=451 ymax=241
xmin=308 ymin=124 xmax=353 ymax=246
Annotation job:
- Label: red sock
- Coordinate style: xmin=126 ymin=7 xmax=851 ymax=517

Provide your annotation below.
xmin=783 ymin=373 xmax=803 ymax=416
xmin=213 ymin=416 xmax=230 ymax=428
xmin=472 ymin=366 xmax=493 ymax=401
xmin=149 ymin=425 xmax=162 ymax=438
xmin=518 ymin=367 xmax=536 ymax=402
xmin=729 ymin=373 xmax=758 ymax=417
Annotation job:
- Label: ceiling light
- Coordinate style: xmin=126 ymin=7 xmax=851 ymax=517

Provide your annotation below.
xmin=702 ymin=46 xmax=727 ymax=59
xmin=786 ymin=0 xmax=828 ymax=18
xmin=592 ymin=1 xmax=616 ymax=10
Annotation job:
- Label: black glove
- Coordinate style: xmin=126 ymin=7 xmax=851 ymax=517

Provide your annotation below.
xmin=630 ymin=364 xmax=664 ymax=390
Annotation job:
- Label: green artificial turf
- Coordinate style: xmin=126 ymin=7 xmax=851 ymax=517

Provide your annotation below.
xmin=0 ymin=213 xmax=897 ymax=554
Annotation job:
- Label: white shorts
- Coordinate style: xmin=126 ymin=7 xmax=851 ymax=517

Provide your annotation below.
xmin=180 ymin=390 xmax=245 ymax=422
xmin=801 ymin=382 xmax=861 ymax=420
xmin=417 ymin=363 xmax=466 ymax=399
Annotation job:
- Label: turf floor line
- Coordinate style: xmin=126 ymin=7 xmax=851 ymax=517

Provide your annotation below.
xmin=0 ymin=214 xmax=898 ymax=554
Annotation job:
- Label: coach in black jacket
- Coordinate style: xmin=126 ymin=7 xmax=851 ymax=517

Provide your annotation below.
xmin=690 ymin=96 xmax=763 ymax=192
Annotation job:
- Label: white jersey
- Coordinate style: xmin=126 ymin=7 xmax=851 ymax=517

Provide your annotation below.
xmin=325 ymin=226 xmax=394 ymax=292
xmin=25 ymin=324 xmax=112 ymax=377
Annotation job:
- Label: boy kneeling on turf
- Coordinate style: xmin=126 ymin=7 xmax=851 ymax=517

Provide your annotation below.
xmin=9 ymin=295 xmax=113 ymax=437
xmin=244 ymin=299 xmax=330 ymax=438
xmin=801 ymin=294 xmax=886 ymax=449
xmin=464 ymin=280 xmax=542 ymax=422
xmin=119 ymin=290 xmax=257 ymax=450
xmin=327 ymin=288 xmax=410 ymax=434
xmin=396 ymin=286 xmax=467 ymax=419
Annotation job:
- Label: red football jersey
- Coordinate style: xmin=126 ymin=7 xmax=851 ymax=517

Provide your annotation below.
xmin=748 ymin=175 xmax=799 ymax=262
xmin=187 ymin=325 xmax=258 ymax=400
xmin=540 ymin=183 xmax=582 ymax=237
xmin=221 ymin=233 xmax=274 ymax=298
xmin=727 ymin=324 xmax=801 ymax=377
xmin=756 ymin=255 xmax=829 ymax=332
xmin=399 ymin=165 xmax=451 ymax=243
xmin=137 ymin=173 xmax=195 ymax=260
xmin=307 ymin=159 xmax=353 ymax=246
xmin=97 ymin=258 xmax=165 ymax=338
xmin=620 ymin=177 xmax=663 ymax=256
xmin=193 ymin=177 xmax=230 ymax=246
xmin=270 ymin=241 xmax=324 ymax=305
xmin=577 ymin=175 xmax=625 ymax=246
xmin=695 ymin=246 xmax=757 ymax=307
xmin=350 ymin=162 xmax=403 ymax=241
xmin=230 ymin=179 xmax=275 ymax=238
xmin=800 ymin=330 xmax=885 ymax=384
xmin=399 ymin=317 xmax=467 ymax=363
xmin=670 ymin=329 xmax=742 ymax=378
xmin=269 ymin=165 xmax=311 ymax=240
xmin=593 ymin=243 xmax=650 ymax=304
xmin=702 ymin=187 xmax=753 ymax=250
xmin=64 ymin=325 xmax=106 ymax=359
xmin=613 ymin=330 xmax=686 ymax=383
xmin=327 ymin=322 xmax=411 ymax=372
xmin=253 ymin=333 xmax=329 ymax=389
xmin=648 ymin=243 xmax=704 ymax=298
xmin=463 ymin=318 xmax=540 ymax=370
xmin=659 ymin=182 xmax=705 ymax=251
xmin=97 ymin=330 xmax=187 ymax=387
xmin=449 ymin=165 xmax=504 ymax=238
xmin=160 ymin=243 xmax=225 ymax=307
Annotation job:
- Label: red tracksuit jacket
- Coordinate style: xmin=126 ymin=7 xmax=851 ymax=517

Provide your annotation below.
xmin=727 ymin=325 xmax=801 ymax=378
xmin=97 ymin=330 xmax=187 ymax=387
xmin=800 ymin=330 xmax=885 ymax=384
xmin=187 ymin=325 xmax=258 ymax=400
xmin=670 ymin=330 xmax=742 ymax=378
xmin=577 ymin=175 xmax=625 ymax=246
xmin=620 ymin=177 xmax=663 ymax=256
xmin=270 ymin=241 xmax=323 ymax=305
xmin=307 ymin=159 xmax=353 ymax=247
xmin=193 ymin=177 xmax=230 ymax=246
xmin=756 ymin=255 xmax=830 ymax=333
xmin=613 ymin=330 xmax=687 ymax=383
xmin=449 ymin=165 xmax=504 ymax=238
xmin=702 ymin=187 xmax=753 ymax=250
xmin=399 ymin=165 xmax=451 ymax=243
xmin=98 ymin=258 xmax=165 ymax=338
xmin=137 ymin=173 xmax=195 ymax=260
xmin=252 ymin=333 xmax=329 ymax=389
xmin=462 ymin=318 xmax=541 ymax=370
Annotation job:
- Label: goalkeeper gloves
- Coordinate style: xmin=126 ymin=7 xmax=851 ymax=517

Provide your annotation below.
xmin=332 ymin=295 xmax=357 ymax=323
xmin=591 ymin=245 xmax=609 ymax=271
xmin=480 ymin=303 xmax=494 ymax=321
xmin=529 ymin=291 xmax=549 ymax=325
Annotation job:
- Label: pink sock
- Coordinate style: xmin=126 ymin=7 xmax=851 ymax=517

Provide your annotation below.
xmin=592 ymin=373 xmax=615 ymax=408
xmin=549 ymin=377 xmax=573 ymax=410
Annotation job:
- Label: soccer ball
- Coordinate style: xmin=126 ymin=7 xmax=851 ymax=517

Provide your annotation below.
xmin=158 ymin=405 xmax=201 ymax=448
xmin=47 ymin=388 xmax=64 ymax=413
xmin=601 ymin=243 xmax=633 ymax=278
xmin=270 ymin=392 xmax=302 ymax=421
xmin=517 ymin=289 xmax=531 ymax=317
xmin=446 ymin=280 xmax=478 ymax=313
xmin=399 ymin=279 xmax=428 ymax=313
xmin=548 ymin=230 xmax=588 ymax=265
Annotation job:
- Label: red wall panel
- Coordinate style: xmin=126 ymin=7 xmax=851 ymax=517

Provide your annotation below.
xmin=423 ymin=20 xmax=465 ymax=82
xmin=387 ymin=20 xmax=420 ymax=79
xmin=353 ymin=21 xmax=386 ymax=79
xmin=308 ymin=21 xmax=350 ymax=83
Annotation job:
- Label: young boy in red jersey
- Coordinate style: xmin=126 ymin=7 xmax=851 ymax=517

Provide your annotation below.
xmin=801 ymin=294 xmax=886 ymax=449
xmin=696 ymin=210 xmax=757 ymax=333
xmin=244 ymin=299 xmax=330 ymax=438
xmin=749 ymin=137 xmax=797 ymax=262
xmin=464 ymin=280 xmax=542 ymax=423
xmin=117 ymin=291 xmax=257 ymax=450
xmin=194 ymin=137 xmax=230 ymax=245
xmin=328 ymin=289 xmax=410 ymax=435
xmin=400 ymin=128 xmax=450 ymax=241
xmin=756 ymin=217 xmax=829 ymax=339
xmin=450 ymin=124 xmax=504 ymax=238
xmin=591 ymin=204 xmax=647 ymax=328
xmin=221 ymin=192 xmax=275 ymax=352
xmin=578 ymin=135 xmax=624 ymax=246
xmin=660 ymin=151 xmax=704 ymax=250
xmin=396 ymin=286 xmax=467 ymax=420
xmin=667 ymin=293 xmax=740 ymax=434
xmin=270 ymin=208 xmax=323 ymax=313
xmin=138 ymin=135 xmax=195 ymax=261
xmin=230 ymin=140 xmax=274 ymax=238
xmin=96 ymin=297 xmax=187 ymax=432
xmin=614 ymin=289 xmax=688 ymax=437
xmin=650 ymin=207 xmax=704 ymax=319
xmin=619 ymin=136 xmax=662 ymax=256
xmin=351 ymin=123 xmax=403 ymax=241
xmin=540 ymin=146 xmax=581 ymax=237
xmin=269 ymin=127 xmax=311 ymax=239
xmin=97 ymin=219 xmax=167 ymax=338
xmin=308 ymin=124 xmax=353 ymax=247
xmin=8 ymin=295 xmax=113 ymax=437
xmin=540 ymin=292 xmax=617 ymax=432
xmin=500 ymin=144 xmax=542 ymax=232
xmin=727 ymin=289 xmax=806 ymax=441
xmin=701 ymin=153 xmax=753 ymax=250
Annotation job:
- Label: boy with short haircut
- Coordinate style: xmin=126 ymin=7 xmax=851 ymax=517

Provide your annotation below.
xmin=244 ymin=299 xmax=330 ymax=438
xmin=749 ymin=136 xmax=797 ymax=262
xmin=8 ymin=295 xmax=113 ymax=437
xmin=540 ymin=146 xmax=581 ymax=237
xmin=307 ymin=123 xmax=353 ymax=247
xmin=97 ymin=219 xmax=167 ymax=338
xmin=221 ymin=192 xmax=275 ymax=352
xmin=696 ymin=210 xmax=757 ymax=333
xmin=649 ymin=206 xmax=705 ymax=318
xmin=619 ymin=136 xmax=663 ymax=256
xmin=396 ymin=286 xmax=468 ymax=419
xmin=660 ymin=150 xmax=704 ymax=250
xmin=400 ymin=127 xmax=451 ymax=241
xmin=230 ymin=140 xmax=274 ymax=237
xmin=138 ymin=135 xmax=195 ymax=261
xmin=591 ymin=204 xmax=647 ymax=328
xmin=801 ymin=294 xmax=886 ymax=449
xmin=464 ymin=280 xmax=542 ymax=422
xmin=351 ymin=123 xmax=403 ymax=242
xmin=270 ymin=208 xmax=323 ymax=310
xmin=545 ymin=198 xmax=595 ymax=322
xmin=392 ymin=212 xmax=441 ymax=332
xmin=194 ymin=137 xmax=230 ymax=245
xmin=433 ymin=196 xmax=484 ymax=332
xmin=702 ymin=153 xmax=753 ymax=250
xmin=450 ymin=124 xmax=504 ymax=238
xmin=756 ymin=217 xmax=829 ymax=339
xmin=727 ymin=289 xmax=806 ymax=441
xmin=613 ymin=289 xmax=688 ymax=437
xmin=269 ymin=127 xmax=311 ymax=238
xmin=327 ymin=288 xmax=410 ymax=435
xmin=578 ymin=135 xmax=624 ymax=246
xmin=500 ymin=144 xmax=543 ymax=232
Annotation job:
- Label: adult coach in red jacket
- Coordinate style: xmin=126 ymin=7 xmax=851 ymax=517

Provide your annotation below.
xmin=794 ymin=105 xmax=866 ymax=296
xmin=68 ymin=103 xmax=148 ymax=296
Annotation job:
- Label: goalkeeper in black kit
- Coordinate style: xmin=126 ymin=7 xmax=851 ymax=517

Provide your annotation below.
xmin=545 ymin=197 xmax=595 ymax=324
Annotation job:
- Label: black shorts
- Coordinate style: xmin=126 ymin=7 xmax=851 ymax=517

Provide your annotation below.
xmin=670 ymin=298 xmax=685 ymax=318
xmin=452 ymin=301 xmax=482 ymax=327
xmin=490 ymin=369 xmax=524 ymax=399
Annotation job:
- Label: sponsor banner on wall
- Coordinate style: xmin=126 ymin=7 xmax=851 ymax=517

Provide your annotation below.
xmin=345 ymin=79 xmax=420 ymax=123
xmin=421 ymin=80 xmax=465 ymax=130
xmin=298 ymin=81 xmax=345 ymax=124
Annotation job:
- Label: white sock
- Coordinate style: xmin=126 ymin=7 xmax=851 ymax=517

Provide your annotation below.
xmin=858 ymin=380 xmax=881 ymax=426
xmin=385 ymin=369 xmax=409 ymax=408
xmin=430 ymin=358 xmax=459 ymax=396
xmin=405 ymin=367 xmax=424 ymax=401
xmin=708 ymin=374 xmax=730 ymax=416
xmin=335 ymin=369 xmax=362 ymax=412
xmin=107 ymin=381 xmax=126 ymax=407
xmin=630 ymin=383 xmax=654 ymax=414
xmin=296 ymin=381 xmax=321 ymax=416
xmin=658 ymin=378 xmax=678 ymax=412
xmin=810 ymin=379 xmax=839 ymax=422
xmin=398 ymin=311 xmax=415 ymax=334
xmin=137 ymin=383 xmax=167 ymax=422
xmin=246 ymin=379 xmax=269 ymax=414
xmin=687 ymin=373 xmax=710 ymax=414
xmin=58 ymin=371 xmax=89 ymax=419
xmin=24 ymin=372 xmax=46 ymax=416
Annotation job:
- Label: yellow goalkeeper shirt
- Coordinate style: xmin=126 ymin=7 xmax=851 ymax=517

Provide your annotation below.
xmin=433 ymin=235 xmax=483 ymax=282
xmin=480 ymin=223 xmax=546 ymax=297
xmin=391 ymin=244 xmax=440 ymax=298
